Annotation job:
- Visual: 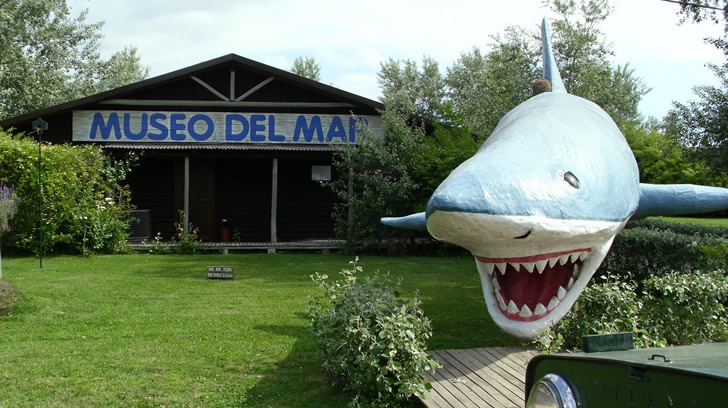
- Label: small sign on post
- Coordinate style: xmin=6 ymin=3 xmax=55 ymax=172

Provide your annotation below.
xmin=207 ymin=266 xmax=234 ymax=280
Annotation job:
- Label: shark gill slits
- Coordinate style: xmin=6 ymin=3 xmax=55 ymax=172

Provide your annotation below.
xmin=514 ymin=230 xmax=532 ymax=239
xmin=564 ymin=171 xmax=580 ymax=189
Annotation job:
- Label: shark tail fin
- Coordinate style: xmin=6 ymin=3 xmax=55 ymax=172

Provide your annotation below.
xmin=380 ymin=212 xmax=427 ymax=231
xmin=542 ymin=18 xmax=567 ymax=93
xmin=633 ymin=183 xmax=728 ymax=219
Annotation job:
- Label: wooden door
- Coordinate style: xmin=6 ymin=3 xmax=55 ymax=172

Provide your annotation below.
xmin=189 ymin=159 xmax=215 ymax=241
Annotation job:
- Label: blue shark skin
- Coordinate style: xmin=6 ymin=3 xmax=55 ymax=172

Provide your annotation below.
xmin=381 ymin=19 xmax=728 ymax=339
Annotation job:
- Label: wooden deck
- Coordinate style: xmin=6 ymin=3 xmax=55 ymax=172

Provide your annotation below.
xmin=420 ymin=347 xmax=537 ymax=408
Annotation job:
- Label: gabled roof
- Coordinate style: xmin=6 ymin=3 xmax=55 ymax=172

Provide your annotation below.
xmin=0 ymin=53 xmax=384 ymax=129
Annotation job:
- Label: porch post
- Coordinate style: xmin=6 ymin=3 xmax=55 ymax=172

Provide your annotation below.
xmin=269 ymin=157 xmax=278 ymax=253
xmin=184 ymin=156 xmax=190 ymax=238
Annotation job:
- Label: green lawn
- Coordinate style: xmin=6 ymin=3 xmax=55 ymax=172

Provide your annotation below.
xmin=649 ymin=216 xmax=728 ymax=228
xmin=0 ymin=253 xmax=520 ymax=407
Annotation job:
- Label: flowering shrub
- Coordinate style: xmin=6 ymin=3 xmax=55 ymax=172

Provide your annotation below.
xmin=308 ymin=259 xmax=439 ymax=407
xmin=0 ymin=182 xmax=20 ymax=279
xmin=0 ymin=183 xmax=19 ymax=238
xmin=0 ymin=130 xmax=135 ymax=254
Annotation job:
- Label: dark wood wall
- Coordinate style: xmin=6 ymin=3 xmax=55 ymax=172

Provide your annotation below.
xmin=277 ymin=158 xmax=337 ymax=241
xmin=125 ymin=152 xmax=338 ymax=242
xmin=126 ymin=156 xmax=177 ymax=239
xmin=214 ymin=157 xmax=272 ymax=242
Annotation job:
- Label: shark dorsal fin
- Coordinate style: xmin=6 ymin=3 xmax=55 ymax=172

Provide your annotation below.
xmin=542 ymin=18 xmax=566 ymax=93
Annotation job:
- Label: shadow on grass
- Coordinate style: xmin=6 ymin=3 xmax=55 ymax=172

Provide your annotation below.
xmin=243 ymin=322 xmax=429 ymax=408
xmin=237 ymin=323 xmax=351 ymax=408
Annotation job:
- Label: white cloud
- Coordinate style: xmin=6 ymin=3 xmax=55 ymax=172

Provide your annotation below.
xmin=68 ymin=0 xmax=726 ymax=119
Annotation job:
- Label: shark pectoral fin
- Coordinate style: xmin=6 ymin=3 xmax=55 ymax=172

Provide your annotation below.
xmin=634 ymin=183 xmax=728 ymax=219
xmin=380 ymin=212 xmax=427 ymax=231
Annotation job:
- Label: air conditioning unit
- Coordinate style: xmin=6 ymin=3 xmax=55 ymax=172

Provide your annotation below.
xmin=128 ymin=210 xmax=152 ymax=241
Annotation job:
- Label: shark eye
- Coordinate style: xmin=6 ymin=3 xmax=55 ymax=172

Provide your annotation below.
xmin=564 ymin=171 xmax=580 ymax=189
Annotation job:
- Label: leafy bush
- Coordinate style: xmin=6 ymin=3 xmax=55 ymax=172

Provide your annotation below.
xmin=0 ymin=130 xmax=135 ymax=254
xmin=602 ymin=225 xmax=728 ymax=280
xmin=308 ymin=258 xmax=439 ymax=407
xmin=536 ymin=218 xmax=728 ymax=352
xmin=534 ymin=275 xmax=660 ymax=352
xmin=627 ymin=218 xmax=728 ymax=239
xmin=641 ymin=271 xmax=728 ymax=345
xmin=534 ymin=271 xmax=728 ymax=352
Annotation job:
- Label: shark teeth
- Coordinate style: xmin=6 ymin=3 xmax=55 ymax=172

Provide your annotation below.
xmin=495 ymin=263 xmax=507 ymax=275
xmin=480 ymin=250 xmax=590 ymax=276
xmin=495 ymin=287 xmax=565 ymax=319
xmin=482 ymin=249 xmax=591 ymax=320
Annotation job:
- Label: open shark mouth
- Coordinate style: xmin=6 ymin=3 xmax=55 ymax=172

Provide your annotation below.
xmin=424 ymin=210 xmax=627 ymax=338
xmin=476 ymin=248 xmax=591 ymax=322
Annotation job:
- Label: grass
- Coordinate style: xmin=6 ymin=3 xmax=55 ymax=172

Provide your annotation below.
xmin=0 ymin=253 xmax=521 ymax=407
xmin=649 ymin=216 xmax=728 ymax=228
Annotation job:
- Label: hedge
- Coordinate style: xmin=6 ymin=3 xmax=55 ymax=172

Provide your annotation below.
xmin=0 ymin=130 xmax=135 ymax=254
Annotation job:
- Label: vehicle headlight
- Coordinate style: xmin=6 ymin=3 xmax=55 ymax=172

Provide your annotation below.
xmin=526 ymin=373 xmax=578 ymax=408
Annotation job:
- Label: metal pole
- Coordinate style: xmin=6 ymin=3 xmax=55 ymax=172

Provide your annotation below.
xmin=31 ymin=118 xmax=47 ymax=269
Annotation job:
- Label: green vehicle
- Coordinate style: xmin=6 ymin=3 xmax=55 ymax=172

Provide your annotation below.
xmin=525 ymin=340 xmax=728 ymax=407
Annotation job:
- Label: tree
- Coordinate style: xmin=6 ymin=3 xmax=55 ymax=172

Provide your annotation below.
xmin=290 ymin=56 xmax=322 ymax=82
xmin=97 ymin=46 xmax=151 ymax=92
xmin=668 ymin=0 xmax=728 ymax=30
xmin=344 ymin=0 xmax=651 ymax=249
xmin=0 ymin=0 xmax=149 ymax=120
xmin=329 ymin=109 xmax=429 ymax=251
xmin=446 ymin=26 xmax=541 ymax=138
xmin=661 ymin=0 xmax=728 ymax=179
xmin=663 ymin=67 xmax=728 ymax=182
xmin=377 ymin=56 xmax=445 ymax=119
xmin=623 ymin=121 xmax=721 ymax=185
xmin=547 ymin=0 xmax=649 ymax=125
xmin=376 ymin=0 xmax=648 ymax=139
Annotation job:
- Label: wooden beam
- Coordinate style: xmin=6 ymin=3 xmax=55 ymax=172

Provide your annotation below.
xmin=99 ymin=99 xmax=357 ymax=108
xmin=229 ymin=70 xmax=236 ymax=100
xmin=184 ymin=156 xmax=190 ymax=238
xmin=270 ymin=157 xmax=278 ymax=251
xmin=235 ymin=77 xmax=274 ymax=101
xmin=191 ymin=76 xmax=230 ymax=101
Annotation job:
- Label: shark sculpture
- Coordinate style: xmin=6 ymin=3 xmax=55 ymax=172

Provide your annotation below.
xmin=382 ymin=19 xmax=728 ymax=339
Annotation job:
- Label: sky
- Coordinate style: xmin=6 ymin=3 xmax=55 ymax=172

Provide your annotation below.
xmin=68 ymin=0 xmax=726 ymax=120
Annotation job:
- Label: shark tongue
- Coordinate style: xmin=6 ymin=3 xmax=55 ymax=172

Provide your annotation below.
xmin=499 ymin=263 xmax=572 ymax=311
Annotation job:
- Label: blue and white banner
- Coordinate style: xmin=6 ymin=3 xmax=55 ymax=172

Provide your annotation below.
xmin=72 ymin=111 xmax=383 ymax=144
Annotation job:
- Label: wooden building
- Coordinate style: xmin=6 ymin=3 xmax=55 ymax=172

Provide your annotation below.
xmin=0 ymin=54 xmax=384 ymax=243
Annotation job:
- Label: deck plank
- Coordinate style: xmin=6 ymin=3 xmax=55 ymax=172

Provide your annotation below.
xmin=454 ymin=349 xmax=525 ymax=405
xmin=421 ymin=347 xmax=536 ymax=408
xmin=429 ymin=350 xmax=498 ymax=408
xmin=440 ymin=349 xmax=520 ymax=408
xmin=472 ymin=347 xmax=533 ymax=391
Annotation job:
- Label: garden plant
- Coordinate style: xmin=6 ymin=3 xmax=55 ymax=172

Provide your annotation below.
xmin=308 ymin=258 xmax=439 ymax=407
xmin=535 ymin=218 xmax=728 ymax=352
